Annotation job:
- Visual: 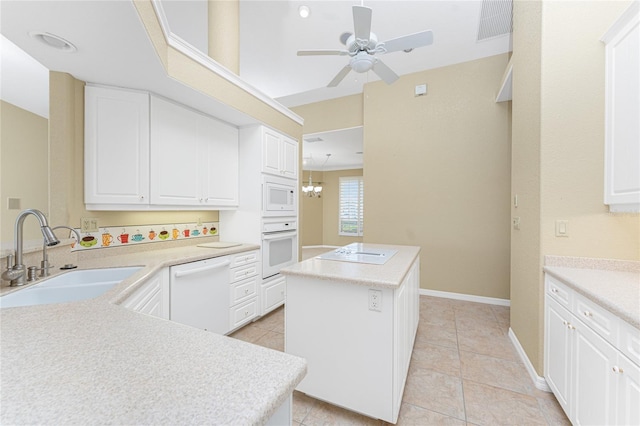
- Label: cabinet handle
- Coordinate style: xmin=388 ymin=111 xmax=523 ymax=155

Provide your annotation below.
xmin=244 ymin=289 xmax=249 ymax=294
xmin=613 ymin=366 xmax=624 ymax=374
xmin=568 ymin=324 xmax=575 ymax=330
xmin=551 ymin=288 xmax=558 ymax=293
xmin=583 ymin=311 xmax=593 ymax=317
xmin=562 ymin=320 xmax=568 ymax=326
xmin=244 ymin=310 xmax=250 ymax=317
xmin=139 ymin=195 xmax=144 ymax=200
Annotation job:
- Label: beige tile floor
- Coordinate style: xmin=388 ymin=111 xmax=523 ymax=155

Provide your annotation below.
xmin=229 ymin=248 xmax=570 ymax=425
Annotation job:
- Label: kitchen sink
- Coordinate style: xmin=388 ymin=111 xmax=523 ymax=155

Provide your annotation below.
xmin=0 ymin=266 xmax=143 ymax=309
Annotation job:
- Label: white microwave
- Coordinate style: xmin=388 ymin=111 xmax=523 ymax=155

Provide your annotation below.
xmin=263 ymin=175 xmax=297 ymax=216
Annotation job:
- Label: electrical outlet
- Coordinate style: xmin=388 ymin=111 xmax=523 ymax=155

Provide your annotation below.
xmin=81 ymin=217 xmax=99 ymax=233
xmin=368 ymin=289 xmax=382 ymax=312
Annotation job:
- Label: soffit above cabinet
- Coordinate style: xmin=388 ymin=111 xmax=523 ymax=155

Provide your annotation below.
xmin=0 ymin=0 xmax=301 ymax=129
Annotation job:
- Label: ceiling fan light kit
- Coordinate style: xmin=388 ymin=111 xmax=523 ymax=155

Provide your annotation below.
xmin=297 ymin=5 xmax=434 ymax=87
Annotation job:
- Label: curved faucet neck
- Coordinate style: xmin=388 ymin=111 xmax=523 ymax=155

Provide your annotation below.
xmin=14 ymin=209 xmax=57 ymax=266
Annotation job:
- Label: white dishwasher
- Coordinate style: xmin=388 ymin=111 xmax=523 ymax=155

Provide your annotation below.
xmin=170 ymin=256 xmax=230 ymax=334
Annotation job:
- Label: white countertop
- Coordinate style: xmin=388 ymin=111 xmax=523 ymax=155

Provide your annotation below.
xmin=544 ymin=266 xmax=640 ymax=329
xmin=281 ymin=243 xmax=421 ymax=288
xmin=0 ymin=243 xmax=307 ymax=425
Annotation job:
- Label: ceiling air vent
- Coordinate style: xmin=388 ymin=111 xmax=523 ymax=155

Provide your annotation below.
xmin=304 ymin=137 xmax=323 ymax=143
xmin=477 ymin=0 xmax=513 ymax=41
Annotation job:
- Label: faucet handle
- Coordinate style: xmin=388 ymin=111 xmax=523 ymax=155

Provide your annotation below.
xmin=5 ymin=254 xmax=14 ymax=270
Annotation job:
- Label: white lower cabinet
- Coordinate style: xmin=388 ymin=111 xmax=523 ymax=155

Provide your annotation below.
xmin=121 ymin=269 xmax=169 ymax=319
xmin=227 ymin=250 xmax=260 ymax=333
xmin=545 ymin=274 xmax=640 ymax=426
xmin=261 ymin=274 xmax=286 ymax=315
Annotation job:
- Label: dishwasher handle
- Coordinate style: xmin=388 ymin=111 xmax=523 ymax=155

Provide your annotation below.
xmin=173 ymin=260 xmax=231 ymax=278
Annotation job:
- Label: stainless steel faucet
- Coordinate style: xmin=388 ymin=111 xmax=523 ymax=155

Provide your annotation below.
xmin=1 ymin=209 xmax=60 ymax=286
xmin=39 ymin=226 xmax=81 ymax=278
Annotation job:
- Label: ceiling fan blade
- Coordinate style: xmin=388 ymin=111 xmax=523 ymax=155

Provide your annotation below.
xmin=379 ymin=30 xmax=434 ymax=54
xmin=352 ymin=6 xmax=372 ymax=42
xmin=328 ymin=65 xmax=352 ymax=87
xmin=372 ymin=60 xmax=399 ymax=85
xmin=297 ymin=49 xmax=350 ymax=56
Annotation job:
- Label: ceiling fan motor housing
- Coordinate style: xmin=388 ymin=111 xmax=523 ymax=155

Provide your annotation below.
xmin=345 ymin=33 xmax=378 ymax=53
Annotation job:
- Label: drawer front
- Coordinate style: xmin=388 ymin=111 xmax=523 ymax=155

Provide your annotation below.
xmin=230 ymin=298 xmax=258 ymax=330
xmin=263 ymin=276 xmax=286 ymax=314
xmin=574 ymin=293 xmax=619 ymax=346
xmin=230 ymin=250 xmax=259 ymax=268
xmin=619 ymin=320 xmax=640 ymax=366
xmin=545 ymin=274 xmax=572 ymax=309
xmin=231 ymin=276 xmax=258 ymax=305
xmin=230 ymin=263 xmax=258 ymax=283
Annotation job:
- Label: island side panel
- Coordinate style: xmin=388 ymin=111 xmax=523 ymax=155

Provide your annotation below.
xmin=285 ymin=276 xmax=395 ymax=422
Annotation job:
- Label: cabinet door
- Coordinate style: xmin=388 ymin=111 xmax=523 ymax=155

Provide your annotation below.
xmin=121 ymin=268 xmax=169 ymax=319
xmin=84 ymin=86 xmax=149 ymax=206
xmin=150 ymin=96 xmax=201 ymax=206
xmin=262 ymin=275 xmax=286 ymax=315
xmin=199 ymin=115 xmax=239 ymax=207
xmin=262 ymin=128 xmax=282 ymax=176
xmin=545 ymin=296 xmax=573 ymax=414
xmin=603 ymin=7 xmax=640 ymax=211
xmin=281 ymin=136 xmax=298 ymax=179
xmin=615 ymin=353 xmax=640 ymax=426
xmin=573 ymin=318 xmax=618 ymax=426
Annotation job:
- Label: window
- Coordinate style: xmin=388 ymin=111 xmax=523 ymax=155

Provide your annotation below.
xmin=339 ymin=176 xmax=364 ymax=236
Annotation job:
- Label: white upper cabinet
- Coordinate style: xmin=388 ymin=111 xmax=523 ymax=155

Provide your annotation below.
xmin=85 ymin=85 xmax=238 ymax=210
xmin=262 ymin=127 xmax=298 ymax=179
xmin=602 ymin=3 xmax=640 ymax=212
xmin=150 ymin=96 xmax=201 ymax=206
xmin=200 ymin=115 xmax=239 ymax=207
xmin=150 ymin=96 xmax=239 ymax=207
xmin=85 ymin=85 xmax=150 ymax=207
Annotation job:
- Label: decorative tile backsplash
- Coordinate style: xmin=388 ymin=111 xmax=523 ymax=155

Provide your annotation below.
xmin=71 ymin=222 xmax=219 ymax=251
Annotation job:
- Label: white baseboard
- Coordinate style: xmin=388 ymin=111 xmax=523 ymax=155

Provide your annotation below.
xmin=419 ymin=289 xmax=510 ymax=306
xmin=508 ymin=328 xmax=552 ymax=392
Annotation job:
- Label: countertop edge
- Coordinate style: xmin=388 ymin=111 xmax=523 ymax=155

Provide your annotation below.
xmin=543 ymin=266 xmax=640 ymax=329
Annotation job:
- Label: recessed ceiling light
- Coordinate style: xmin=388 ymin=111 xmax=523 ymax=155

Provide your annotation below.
xmin=298 ymin=5 xmax=310 ymax=18
xmin=29 ymin=31 xmax=77 ymax=53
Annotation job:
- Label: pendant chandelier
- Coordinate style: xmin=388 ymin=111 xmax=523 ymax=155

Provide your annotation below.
xmin=302 ymin=154 xmax=331 ymax=197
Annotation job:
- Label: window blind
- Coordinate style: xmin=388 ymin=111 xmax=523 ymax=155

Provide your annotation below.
xmin=339 ymin=176 xmax=364 ymax=236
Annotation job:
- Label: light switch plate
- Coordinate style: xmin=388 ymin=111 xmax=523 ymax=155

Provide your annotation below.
xmin=555 ymin=220 xmax=569 ymax=237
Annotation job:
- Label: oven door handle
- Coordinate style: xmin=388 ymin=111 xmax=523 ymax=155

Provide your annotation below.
xmin=262 ymin=230 xmax=297 ymax=241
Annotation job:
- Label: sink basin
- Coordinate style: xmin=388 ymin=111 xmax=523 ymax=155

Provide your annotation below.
xmin=0 ymin=266 xmax=143 ymax=309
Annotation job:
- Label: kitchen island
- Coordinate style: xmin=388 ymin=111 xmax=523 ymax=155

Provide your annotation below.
xmin=281 ymin=243 xmax=421 ymax=424
xmin=0 ymin=243 xmax=306 ymax=425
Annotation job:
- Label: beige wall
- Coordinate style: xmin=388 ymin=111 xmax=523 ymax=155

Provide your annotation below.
xmin=364 ymin=54 xmax=512 ymax=300
xmin=511 ymin=0 xmax=639 ymax=376
xmin=291 ymin=94 xmax=363 ymax=134
xmin=510 ymin=0 xmax=544 ymax=379
xmin=1 ymin=101 xmax=49 ymax=245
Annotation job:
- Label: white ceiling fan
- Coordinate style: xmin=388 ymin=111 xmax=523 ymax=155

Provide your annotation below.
xmin=297 ymin=5 xmax=434 ymax=87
